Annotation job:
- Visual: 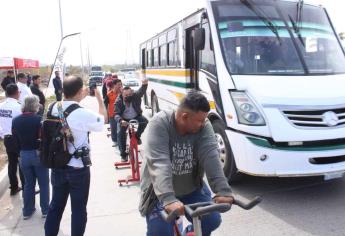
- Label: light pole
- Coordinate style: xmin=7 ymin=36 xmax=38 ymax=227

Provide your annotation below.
xmin=58 ymin=0 xmax=64 ymax=39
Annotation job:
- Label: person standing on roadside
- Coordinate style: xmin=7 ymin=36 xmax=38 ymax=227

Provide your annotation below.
xmin=45 ymin=75 xmax=106 ymax=236
xmin=107 ymin=79 xmax=123 ymax=147
xmin=1 ymin=70 xmax=15 ymax=91
xmin=52 ymin=71 xmax=63 ymax=101
xmin=30 ymin=75 xmax=46 ymax=116
xmin=26 ymin=72 xmax=32 ymax=87
xmin=12 ymin=96 xmax=50 ymax=220
xmin=0 ymin=84 xmax=25 ymax=196
xmin=17 ymin=73 xmax=33 ymax=104
xmin=102 ymin=73 xmax=113 ymax=113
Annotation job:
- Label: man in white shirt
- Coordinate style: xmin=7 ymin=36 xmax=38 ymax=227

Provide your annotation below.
xmin=16 ymin=73 xmax=33 ymax=104
xmin=44 ymin=75 xmax=106 ymax=236
xmin=0 ymin=84 xmax=25 ymax=196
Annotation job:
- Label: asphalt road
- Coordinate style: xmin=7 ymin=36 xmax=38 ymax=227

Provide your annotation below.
xmin=216 ymin=173 xmax=345 ymax=235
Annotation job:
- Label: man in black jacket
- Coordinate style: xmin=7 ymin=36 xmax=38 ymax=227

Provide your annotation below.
xmin=52 ymin=71 xmax=62 ymax=101
xmin=30 ymin=75 xmax=45 ymax=116
xmin=115 ymin=79 xmax=148 ymax=162
xmin=1 ymin=70 xmax=15 ymax=91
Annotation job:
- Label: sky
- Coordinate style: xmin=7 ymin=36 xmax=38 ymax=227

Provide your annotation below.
xmin=0 ymin=0 xmax=344 ymax=66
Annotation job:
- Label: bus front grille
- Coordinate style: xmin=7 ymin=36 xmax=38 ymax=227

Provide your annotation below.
xmin=282 ymin=107 xmax=345 ymax=128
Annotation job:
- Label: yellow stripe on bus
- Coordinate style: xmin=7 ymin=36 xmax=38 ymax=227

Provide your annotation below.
xmin=169 ymin=90 xmax=216 ymax=109
xmin=144 ymin=69 xmax=191 ymax=77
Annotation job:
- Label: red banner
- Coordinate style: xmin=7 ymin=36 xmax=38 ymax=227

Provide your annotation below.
xmin=14 ymin=58 xmax=39 ymax=69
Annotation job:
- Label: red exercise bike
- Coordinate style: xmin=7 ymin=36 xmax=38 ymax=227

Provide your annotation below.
xmin=114 ymin=119 xmax=142 ymax=186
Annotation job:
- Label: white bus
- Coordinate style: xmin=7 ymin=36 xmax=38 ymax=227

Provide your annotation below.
xmin=140 ymin=0 xmax=345 ymax=182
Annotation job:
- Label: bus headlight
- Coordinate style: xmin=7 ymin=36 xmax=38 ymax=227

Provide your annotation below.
xmin=230 ymin=91 xmax=266 ymax=125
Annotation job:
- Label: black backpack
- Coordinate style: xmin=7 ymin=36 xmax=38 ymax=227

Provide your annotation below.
xmin=40 ymin=102 xmax=80 ymax=168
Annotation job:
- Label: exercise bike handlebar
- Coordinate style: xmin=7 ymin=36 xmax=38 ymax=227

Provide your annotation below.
xmin=160 ymin=196 xmax=262 ymax=221
xmin=234 ymin=196 xmax=262 ymax=210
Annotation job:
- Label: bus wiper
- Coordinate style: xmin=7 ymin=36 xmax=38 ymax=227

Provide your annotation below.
xmin=289 ymin=15 xmax=305 ymax=47
xmin=297 ymin=0 xmax=304 ymax=32
xmin=240 ymin=0 xmax=281 ymax=43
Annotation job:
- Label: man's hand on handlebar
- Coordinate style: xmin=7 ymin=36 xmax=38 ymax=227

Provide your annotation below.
xmin=164 ymin=201 xmax=185 ymax=216
xmin=213 ymin=196 xmax=234 ymax=205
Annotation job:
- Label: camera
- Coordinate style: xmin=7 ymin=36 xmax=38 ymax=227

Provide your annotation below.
xmin=89 ymin=82 xmax=97 ymax=96
xmin=74 ymin=147 xmax=92 ymax=167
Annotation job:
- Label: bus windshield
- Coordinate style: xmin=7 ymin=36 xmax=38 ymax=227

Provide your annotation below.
xmin=213 ymin=0 xmax=345 ymax=75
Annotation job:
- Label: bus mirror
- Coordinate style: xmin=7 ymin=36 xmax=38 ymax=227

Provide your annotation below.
xmin=194 ymin=28 xmax=205 ymax=51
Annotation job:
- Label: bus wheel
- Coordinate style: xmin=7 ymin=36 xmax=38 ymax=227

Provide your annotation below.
xmin=151 ymin=94 xmax=160 ymax=117
xmin=212 ymin=120 xmax=242 ymax=183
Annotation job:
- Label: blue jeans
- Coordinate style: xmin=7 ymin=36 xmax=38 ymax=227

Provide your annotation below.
xmin=20 ymin=150 xmax=49 ymax=216
xmin=45 ymin=167 xmax=90 ymax=236
xmin=109 ymin=117 xmax=118 ymax=143
xmin=146 ymin=184 xmax=221 ymax=236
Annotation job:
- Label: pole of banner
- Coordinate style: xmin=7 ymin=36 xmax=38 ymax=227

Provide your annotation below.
xmin=13 ymin=58 xmax=17 ymax=83
xmin=44 ymin=32 xmax=81 ymax=97
xmin=79 ymin=34 xmax=85 ymax=79
xmin=58 ymin=0 xmax=64 ymax=40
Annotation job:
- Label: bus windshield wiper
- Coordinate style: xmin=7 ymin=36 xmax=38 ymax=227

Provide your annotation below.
xmin=240 ymin=0 xmax=281 ymax=43
xmin=297 ymin=0 xmax=304 ymax=32
xmin=288 ymin=0 xmax=305 ymax=46
xmin=289 ymin=15 xmax=305 ymax=47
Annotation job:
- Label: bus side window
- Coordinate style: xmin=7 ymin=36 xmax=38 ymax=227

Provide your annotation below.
xmin=141 ymin=49 xmax=146 ymax=69
xmin=154 ymin=47 xmax=159 ymax=67
xmin=146 ymin=50 xmax=149 ymax=68
xmin=168 ymin=41 xmax=175 ymax=66
xmin=200 ymin=23 xmax=217 ymax=76
xmin=160 ymin=44 xmax=167 ymax=66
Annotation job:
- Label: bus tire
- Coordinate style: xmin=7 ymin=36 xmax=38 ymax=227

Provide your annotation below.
xmin=151 ymin=94 xmax=160 ymax=117
xmin=212 ymin=120 xmax=242 ymax=183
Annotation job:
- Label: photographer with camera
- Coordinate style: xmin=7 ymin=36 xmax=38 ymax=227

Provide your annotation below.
xmin=44 ymin=76 xmax=106 ymax=236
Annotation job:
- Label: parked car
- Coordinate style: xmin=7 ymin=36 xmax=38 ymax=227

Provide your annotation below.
xmin=121 ymin=73 xmax=141 ymax=91
xmin=89 ymin=71 xmax=104 ymax=85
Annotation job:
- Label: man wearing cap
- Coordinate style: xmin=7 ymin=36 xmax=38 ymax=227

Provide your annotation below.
xmin=0 ymin=84 xmax=25 ymax=196
xmin=52 ymin=71 xmax=63 ymax=101
xmin=1 ymin=70 xmax=15 ymax=91
xmin=17 ymin=73 xmax=33 ymax=104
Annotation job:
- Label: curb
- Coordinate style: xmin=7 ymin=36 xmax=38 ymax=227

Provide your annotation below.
xmin=0 ymin=163 xmax=9 ymax=197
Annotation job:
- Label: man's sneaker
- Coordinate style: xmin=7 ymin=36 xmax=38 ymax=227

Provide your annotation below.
xmin=23 ymin=209 xmax=36 ymax=220
xmin=112 ymin=142 xmax=118 ymax=147
xmin=121 ymin=156 xmax=128 ymax=162
xmin=10 ymin=187 xmax=22 ymax=196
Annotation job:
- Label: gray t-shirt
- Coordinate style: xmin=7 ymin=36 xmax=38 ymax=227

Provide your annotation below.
xmin=122 ymin=102 xmax=138 ymax=120
xmin=140 ymin=110 xmax=232 ymax=211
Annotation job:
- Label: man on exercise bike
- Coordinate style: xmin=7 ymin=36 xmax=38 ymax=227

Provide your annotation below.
xmin=115 ymin=78 xmax=148 ymax=162
xmin=139 ymin=90 xmax=234 ymax=236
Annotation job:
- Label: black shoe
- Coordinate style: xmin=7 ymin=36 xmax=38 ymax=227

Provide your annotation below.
xmin=137 ymin=138 xmax=142 ymax=145
xmin=10 ymin=187 xmax=22 ymax=196
xmin=121 ymin=157 xmax=128 ymax=162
